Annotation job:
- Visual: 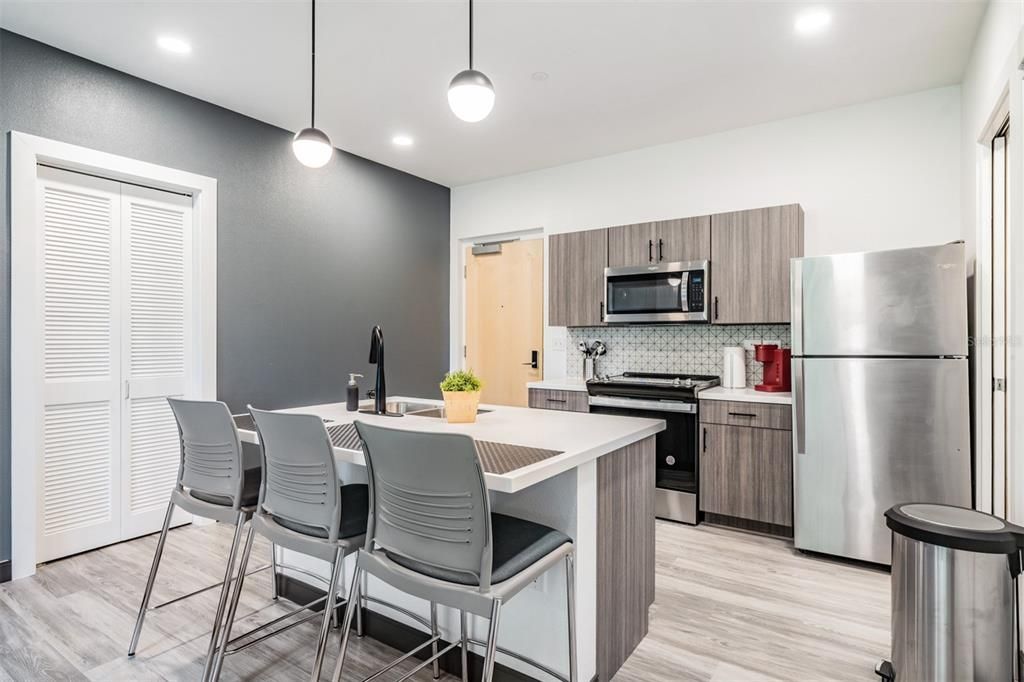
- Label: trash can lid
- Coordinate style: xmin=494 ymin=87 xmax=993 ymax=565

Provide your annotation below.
xmin=885 ymin=503 xmax=1024 ymax=555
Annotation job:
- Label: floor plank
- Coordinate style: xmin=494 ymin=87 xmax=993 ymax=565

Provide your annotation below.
xmin=0 ymin=519 xmax=890 ymax=681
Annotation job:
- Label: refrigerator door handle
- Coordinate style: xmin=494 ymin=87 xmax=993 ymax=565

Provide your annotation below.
xmin=791 ymin=258 xmax=803 ymax=356
xmin=793 ymin=359 xmax=805 ymax=455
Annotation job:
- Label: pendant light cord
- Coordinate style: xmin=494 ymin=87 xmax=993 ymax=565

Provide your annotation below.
xmin=310 ymin=0 xmax=317 ymax=128
xmin=468 ymin=0 xmax=474 ymax=70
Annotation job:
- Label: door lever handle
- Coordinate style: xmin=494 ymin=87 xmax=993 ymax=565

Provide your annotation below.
xmin=521 ymin=350 xmax=539 ymax=369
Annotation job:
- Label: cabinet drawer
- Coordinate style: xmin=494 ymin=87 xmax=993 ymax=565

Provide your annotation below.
xmin=528 ymin=388 xmax=589 ymax=413
xmin=700 ymin=400 xmax=791 ymax=430
xmin=699 ymin=423 xmax=792 ymax=526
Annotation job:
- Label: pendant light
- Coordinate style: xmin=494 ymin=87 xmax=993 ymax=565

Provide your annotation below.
xmin=293 ymin=0 xmax=333 ymax=167
xmin=447 ymin=0 xmax=495 ymax=123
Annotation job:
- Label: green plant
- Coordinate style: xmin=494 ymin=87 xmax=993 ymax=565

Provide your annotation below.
xmin=440 ymin=369 xmax=482 ymax=393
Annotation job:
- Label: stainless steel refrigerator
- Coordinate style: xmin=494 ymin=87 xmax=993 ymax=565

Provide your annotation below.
xmin=791 ymin=242 xmax=972 ymax=565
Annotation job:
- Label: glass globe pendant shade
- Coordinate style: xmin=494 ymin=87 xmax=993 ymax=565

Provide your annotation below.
xmin=447 ymin=69 xmax=495 ymax=123
xmin=292 ymin=127 xmax=334 ymax=168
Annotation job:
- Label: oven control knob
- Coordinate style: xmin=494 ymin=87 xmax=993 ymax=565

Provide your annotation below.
xmin=672 ymin=377 xmax=681 ymax=387
xmin=666 ymin=455 xmax=676 ymax=466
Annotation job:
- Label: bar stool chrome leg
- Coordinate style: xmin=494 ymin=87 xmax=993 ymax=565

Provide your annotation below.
xmin=482 ymin=600 xmax=503 ymax=682
xmin=331 ymin=566 xmax=363 ymax=682
xmin=430 ymin=602 xmax=441 ymax=679
xmin=128 ymin=499 xmax=176 ymax=656
xmin=460 ymin=610 xmax=469 ymax=682
xmin=566 ymin=552 xmax=578 ymax=682
xmin=200 ymin=512 xmax=248 ymax=682
xmin=311 ymin=548 xmax=345 ymax=682
xmin=270 ymin=543 xmax=279 ymax=600
xmin=208 ymin=523 xmax=257 ymax=682
xmin=355 ymin=569 xmax=365 ymax=637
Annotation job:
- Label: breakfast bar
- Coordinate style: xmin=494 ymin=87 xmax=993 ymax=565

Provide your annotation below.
xmin=235 ymin=397 xmax=663 ymax=681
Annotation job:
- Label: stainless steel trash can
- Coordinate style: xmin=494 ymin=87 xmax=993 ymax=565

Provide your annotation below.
xmin=876 ymin=503 xmax=1023 ymax=682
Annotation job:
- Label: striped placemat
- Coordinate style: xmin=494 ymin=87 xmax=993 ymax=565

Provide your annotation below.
xmin=234 ymin=415 xmax=563 ymax=475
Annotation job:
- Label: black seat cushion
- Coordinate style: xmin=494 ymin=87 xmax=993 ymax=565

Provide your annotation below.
xmin=189 ymin=465 xmax=262 ymax=507
xmin=272 ymin=484 xmax=369 ymax=539
xmin=387 ymin=513 xmax=571 ymax=586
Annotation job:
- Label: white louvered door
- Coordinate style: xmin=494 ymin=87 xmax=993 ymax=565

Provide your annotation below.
xmin=121 ymin=184 xmax=193 ymax=539
xmin=36 ymin=167 xmax=194 ymax=562
xmin=37 ymin=166 xmax=123 ymax=562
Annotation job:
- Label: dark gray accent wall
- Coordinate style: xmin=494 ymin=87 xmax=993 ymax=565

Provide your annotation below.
xmin=0 ymin=31 xmax=451 ymax=566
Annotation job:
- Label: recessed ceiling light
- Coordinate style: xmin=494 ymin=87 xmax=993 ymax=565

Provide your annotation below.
xmin=531 ymin=71 xmax=549 ymax=82
xmin=156 ymin=35 xmax=192 ymax=55
xmin=392 ymin=134 xmax=414 ymax=147
xmin=794 ymin=8 xmax=831 ymax=36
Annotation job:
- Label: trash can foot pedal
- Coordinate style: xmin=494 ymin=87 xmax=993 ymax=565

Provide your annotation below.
xmin=874 ymin=660 xmax=894 ymax=682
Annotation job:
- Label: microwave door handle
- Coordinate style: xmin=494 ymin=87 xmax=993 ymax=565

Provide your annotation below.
xmin=679 ymin=271 xmax=689 ymax=312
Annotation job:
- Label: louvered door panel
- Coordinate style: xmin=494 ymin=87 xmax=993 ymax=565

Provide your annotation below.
xmin=121 ymin=184 xmax=193 ymax=538
xmin=37 ymin=166 xmax=122 ymax=562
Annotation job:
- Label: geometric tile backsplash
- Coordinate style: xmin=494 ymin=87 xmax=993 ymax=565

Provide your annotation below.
xmin=566 ymin=324 xmax=791 ymax=386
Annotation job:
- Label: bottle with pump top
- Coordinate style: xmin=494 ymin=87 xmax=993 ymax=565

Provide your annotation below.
xmin=346 ymin=373 xmax=363 ymax=412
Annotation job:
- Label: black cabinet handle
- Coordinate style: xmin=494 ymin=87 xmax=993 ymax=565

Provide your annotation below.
xmin=702 ymin=427 xmax=707 ymax=452
xmin=658 ymin=238 xmax=664 ymax=261
xmin=599 ymin=301 xmax=605 ymax=321
xmin=714 ymin=296 xmax=719 ymax=320
xmin=546 ymin=398 xmax=568 ymax=404
xmin=728 ymin=412 xmax=757 ymax=418
xmin=648 ymin=239 xmax=653 ymax=262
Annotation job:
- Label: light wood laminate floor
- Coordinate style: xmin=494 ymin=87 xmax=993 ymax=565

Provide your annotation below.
xmin=0 ymin=520 xmax=889 ymax=681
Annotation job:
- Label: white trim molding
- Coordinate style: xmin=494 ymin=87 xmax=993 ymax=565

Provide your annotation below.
xmin=9 ymin=131 xmax=218 ymax=580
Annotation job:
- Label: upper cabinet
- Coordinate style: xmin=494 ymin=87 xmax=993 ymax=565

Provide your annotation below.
xmin=710 ymin=204 xmax=803 ymax=325
xmin=548 ymin=228 xmax=608 ymax=327
xmin=608 ymin=216 xmax=710 ymax=267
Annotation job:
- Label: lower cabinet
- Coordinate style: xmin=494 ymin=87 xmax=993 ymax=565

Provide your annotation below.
xmin=699 ymin=400 xmax=792 ymax=535
xmin=528 ymin=388 xmax=589 ymax=413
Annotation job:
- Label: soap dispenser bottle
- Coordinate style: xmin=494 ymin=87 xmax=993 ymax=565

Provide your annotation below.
xmin=346 ymin=373 xmax=363 ymax=412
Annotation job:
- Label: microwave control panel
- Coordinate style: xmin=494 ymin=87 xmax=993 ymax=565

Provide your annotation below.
xmin=685 ymin=271 xmax=705 ymax=312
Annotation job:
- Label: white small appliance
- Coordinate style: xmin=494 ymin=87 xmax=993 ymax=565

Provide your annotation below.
xmin=721 ymin=346 xmax=746 ymax=389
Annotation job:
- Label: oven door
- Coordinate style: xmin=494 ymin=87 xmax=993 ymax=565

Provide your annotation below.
xmin=604 ymin=261 xmax=709 ymax=323
xmin=588 ymin=395 xmax=700 ymax=524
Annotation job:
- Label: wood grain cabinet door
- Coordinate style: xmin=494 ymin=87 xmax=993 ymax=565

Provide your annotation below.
xmin=700 ymin=423 xmax=793 ymax=526
xmin=548 ymin=228 xmax=608 ymax=327
xmin=607 ymin=222 xmax=655 ymax=267
xmin=652 ymin=216 xmax=710 ymax=263
xmin=710 ymin=204 xmax=803 ymax=324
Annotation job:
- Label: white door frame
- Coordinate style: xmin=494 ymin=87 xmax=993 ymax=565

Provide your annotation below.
xmin=9 ymin=131 xmax=218 ymax=580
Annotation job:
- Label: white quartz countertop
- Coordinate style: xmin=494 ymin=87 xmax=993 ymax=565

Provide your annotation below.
xmin=236 ymin=396 xmax=663 ymax=493
xmin=699 ymin=386 xmax=792 ymax=405
xmin=527 ymin=379 xmax=589 ymax=392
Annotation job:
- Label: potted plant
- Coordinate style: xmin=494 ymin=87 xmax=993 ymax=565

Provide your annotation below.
xmin=439 ymin=369 xmax=483 ymax=424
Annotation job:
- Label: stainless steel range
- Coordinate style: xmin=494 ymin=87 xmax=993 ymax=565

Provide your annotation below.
xmin=586 ymin=372 xmax=719 ymax=524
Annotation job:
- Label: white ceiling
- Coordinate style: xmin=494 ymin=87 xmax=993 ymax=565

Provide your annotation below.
xmin=1 ymin=0 xmax=986 ymax=187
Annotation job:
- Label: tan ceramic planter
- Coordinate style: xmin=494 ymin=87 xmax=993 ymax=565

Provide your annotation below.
xmin=441 ymin=390 xmax=481 ymax=424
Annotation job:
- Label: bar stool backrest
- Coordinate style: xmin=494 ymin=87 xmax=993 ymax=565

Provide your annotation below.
xmin=355 ymin=421 xmax=494 ymax=590
xmin=249 ymin=408 xmax=342 ymax=542
xmin=168 ymin=398 xmax=245 ymax=509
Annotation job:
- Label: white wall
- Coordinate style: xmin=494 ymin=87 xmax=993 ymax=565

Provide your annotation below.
xmin=450 ymin=86 xmax=962 ymax=370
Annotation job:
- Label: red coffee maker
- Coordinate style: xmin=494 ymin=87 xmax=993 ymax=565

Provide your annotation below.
xmin=754 ymin=344 xmax=791 ymax=392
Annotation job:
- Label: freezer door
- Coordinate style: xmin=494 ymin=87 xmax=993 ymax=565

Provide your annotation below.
xmin=791 ymin=243 xmax=968 ymax=357
xmin=793 ymin=357 xmax=971 ymax=565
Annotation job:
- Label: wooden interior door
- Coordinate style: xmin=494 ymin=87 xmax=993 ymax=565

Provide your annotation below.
xmin=465 ymin=240 xmax=544 ymax=406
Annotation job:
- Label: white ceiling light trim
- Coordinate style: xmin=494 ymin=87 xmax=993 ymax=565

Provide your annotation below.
xmin=156 ymin=35 xmax=191 ymax=55
xmin=392 ymin=134 xmax=415 ymax=147
xmin=448 ymin=0 xmax=495 ymax=123
xmin=292 ymin=0 xmax=333 ymax=168
xmin=794 ymin=7 xmax=832 ymax=36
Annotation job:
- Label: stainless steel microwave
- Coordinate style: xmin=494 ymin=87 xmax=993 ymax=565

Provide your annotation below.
xmin=604 ymin=260 xmax=710 ymax=323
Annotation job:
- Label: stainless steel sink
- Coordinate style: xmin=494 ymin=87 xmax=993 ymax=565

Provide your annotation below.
xmin=383 ymin=400 xmax=491 ymax=419
xmin=384 ymin=400 xmax=438 ymax=415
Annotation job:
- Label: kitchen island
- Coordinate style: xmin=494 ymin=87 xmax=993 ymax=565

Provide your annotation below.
xmin=235 ymin=396 xmax=663 ymax=682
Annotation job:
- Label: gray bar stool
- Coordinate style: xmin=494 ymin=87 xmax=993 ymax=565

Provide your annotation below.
xmin=127 ymin=398 xmax=268 ymax=681
xmin=331 ymin=421 xmax=577 ymax=682
xmin=207 ymin=407 xmax=369 ymax=682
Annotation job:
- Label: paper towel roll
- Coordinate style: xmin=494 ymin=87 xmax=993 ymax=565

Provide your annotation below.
xmin=722 ymin=346 xmax=746 ymax=389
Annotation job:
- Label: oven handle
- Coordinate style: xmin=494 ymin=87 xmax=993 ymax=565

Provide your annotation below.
xmin=588 ymin=395 xmax=697 ymax=414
